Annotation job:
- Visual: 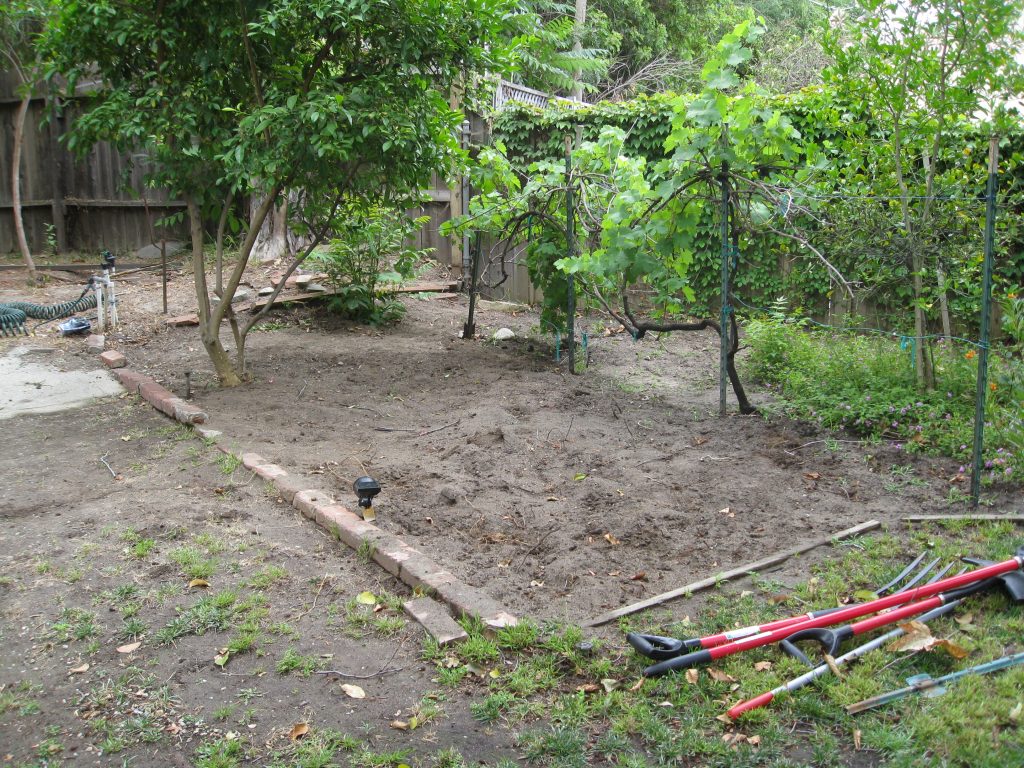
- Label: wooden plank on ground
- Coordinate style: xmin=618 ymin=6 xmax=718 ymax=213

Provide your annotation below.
xmin=903 ymin=515 xmax=1024 ymax=523
xmin=581 ymin=520 xmax=881 ymax=628
xmin=0 ymin=262 xmax=154 ymax=272
xmin=247 ymin=281 xmax=459 ymax=312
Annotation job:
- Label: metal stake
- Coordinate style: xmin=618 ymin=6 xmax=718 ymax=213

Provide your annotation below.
xmin=719 ymin=159 xmax=730 ymax=416
xmin=971 ymin=135 xmax=1000 ymax=506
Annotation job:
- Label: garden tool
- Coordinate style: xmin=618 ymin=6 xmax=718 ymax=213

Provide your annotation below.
xmin=846 ymin=651 xmax=1024 ymax=714
xmin=629 ymin=553 xmax=945 ymax=661
xmin=727 ymin=570 xmax=971 ymax=718
xmin=641 ymin=547 xmax=1024 ymax=676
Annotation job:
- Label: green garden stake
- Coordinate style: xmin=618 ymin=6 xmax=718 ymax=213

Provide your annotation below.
xmin=971 ymin=135 xmax=1000 ymax=506
xmin=847 ymin=651 xmax=1024 ymax=714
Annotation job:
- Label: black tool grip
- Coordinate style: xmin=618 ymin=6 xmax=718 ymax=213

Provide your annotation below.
xmin=643 ymin=648 xmax=713 ymax=677
xmin=626 ymin=633 xmax=691 ymax=660
xmin=778 ymin=626 xmax=851 ymax=666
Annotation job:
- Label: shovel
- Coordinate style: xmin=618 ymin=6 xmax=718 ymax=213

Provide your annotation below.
xmin=629 ymin=553 xmax=947 ymax=660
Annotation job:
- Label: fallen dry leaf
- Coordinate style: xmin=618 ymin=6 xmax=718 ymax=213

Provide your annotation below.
xmin=69 ymin=663 xmax=89 ymax=674
xmin=601 ymin=678 xmax=620 ymax=693
xmin=708 ymin=668 xmax=737 ymax=683
xmin=188 ymin=578 xmax=209 ymax=589
xmin=288 ymin=722 xmax=309 ymax=741
xmin=340 ymin=684 xmax=365 ymax=699
xmin=1009 ymin=702 xmax=1022 ymax=724
xmin=716 ymin=713 xmax=734 ymax=724
xmin=628 ymin=678 xmax=645 ymax=692
xmin=390 ymin=720 xmax=409 ymax=731
xmin=604 ymin=533 xmax=621 ymax=546
xmin=116 ymin=641 xmax=142 ymax=654
xmin=888 ymin=621 xmax=969 ymax=658
xmin=854 ymin=729 xmax=863 ymax=750
xmin=753 ymin=661 xmax=773 ymax=672
xmin=748 ymin=735 xmax=761 ymax=747
xmin=804 ymin=472 xmax=821 ymax=480
xmin=214 ymin=649 xmax=231 ymax=668
xmin=576 ymin=683 xmax=601 ymax=694
xmin=933 ymin=639 xmax=970 ymax=659
xmin=630 ymin=572 xmax=647 ymax=582
xmin=685 ymin=669 xmax=699 ymax=685
xmin=954 ymin=613 xmax=974 ymax=626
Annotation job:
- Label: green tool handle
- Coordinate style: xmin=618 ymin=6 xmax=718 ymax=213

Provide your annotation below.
xmin=847 ymin=651 xmax=1024 ymax=714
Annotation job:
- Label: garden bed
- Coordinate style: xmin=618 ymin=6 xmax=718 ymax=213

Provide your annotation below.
xmin=79 ymin=262 xmax=1022 ymax=627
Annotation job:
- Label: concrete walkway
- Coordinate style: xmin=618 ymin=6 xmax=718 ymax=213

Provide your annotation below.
xmin=0 ymin=346 xmax=122 ymax=419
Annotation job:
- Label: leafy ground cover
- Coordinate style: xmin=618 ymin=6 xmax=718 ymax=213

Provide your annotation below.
xmin=744 ymin=310 xmax=1023 ymax=486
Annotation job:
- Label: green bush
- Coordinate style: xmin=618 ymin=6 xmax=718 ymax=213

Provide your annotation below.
xmin=744 ymin=313 xmax=1021 ymax=483
xmin=311 ymin=206 xmax=432 ymax=325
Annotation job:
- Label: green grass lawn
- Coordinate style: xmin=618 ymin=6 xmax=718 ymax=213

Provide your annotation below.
xmin=431 ymin=522 xmax=1024 ymax=767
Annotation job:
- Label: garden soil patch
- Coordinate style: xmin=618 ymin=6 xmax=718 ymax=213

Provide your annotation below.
xmin=6 ymin=260 xmax=1014 ymax=629
xmin=0 ymin=394 xmax=512 ymax=765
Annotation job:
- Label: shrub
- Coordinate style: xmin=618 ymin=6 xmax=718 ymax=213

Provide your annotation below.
xmin=311 ymin=205 xmax=433 ymax=325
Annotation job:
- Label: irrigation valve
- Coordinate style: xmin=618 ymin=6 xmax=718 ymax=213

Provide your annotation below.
xmin=353 ymin=476 xmax=381 ymax=522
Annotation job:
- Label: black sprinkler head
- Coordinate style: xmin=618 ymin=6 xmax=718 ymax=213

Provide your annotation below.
xmin=353 ymin=476 xmax=381 ymax=509
xmin=102 ymin=250 xmax=116 ymax=269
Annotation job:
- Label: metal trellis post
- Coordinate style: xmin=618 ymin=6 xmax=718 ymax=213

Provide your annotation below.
xmin=719 ymin=159 xmax=731 ymax=417
xmin=565 ymin=136 xmax=577 ymax=374
xmin=971 ymin=135 xmax=1000 ymax=506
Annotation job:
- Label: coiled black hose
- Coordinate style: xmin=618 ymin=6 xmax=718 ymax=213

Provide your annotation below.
xmin=0 ymin=287 xmax=97 ymax=337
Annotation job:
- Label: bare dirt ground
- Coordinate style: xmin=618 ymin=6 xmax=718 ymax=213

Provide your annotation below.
xmin=0 ymin=384 xmax=513 ymax=766
xmin=2 ymin=258 xmax=1021 ymax=766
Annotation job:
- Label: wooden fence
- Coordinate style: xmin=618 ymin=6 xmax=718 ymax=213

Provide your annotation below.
xmin=1 ymin=72 xmax=459 ymax=270
xmin=2 ymin=71 xmax=541 ymax=304
xmin=0 ymin=72 xmax=189 ymax=255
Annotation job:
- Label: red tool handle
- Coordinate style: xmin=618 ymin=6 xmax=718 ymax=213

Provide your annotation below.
xmin=728 ymin=691 xmax=775 ymax=718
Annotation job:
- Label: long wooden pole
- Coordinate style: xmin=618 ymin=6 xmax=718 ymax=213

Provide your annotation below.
xmin=581 ymin=520 xmax=881 ymax=627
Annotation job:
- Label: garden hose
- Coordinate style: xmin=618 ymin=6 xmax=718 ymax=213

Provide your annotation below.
xmin=0 ymin=286 xmax=97 ymax=337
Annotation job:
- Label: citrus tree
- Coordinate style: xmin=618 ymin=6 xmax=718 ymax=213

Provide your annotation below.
xmin=823 ymin=0 xmax=1024 ymax=388
xmin=46 ymin=0 xmax=514 ymax=386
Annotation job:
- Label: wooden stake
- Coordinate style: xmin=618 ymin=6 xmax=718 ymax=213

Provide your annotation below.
xmin=581 ymin=520 xmax=881 ymax=627
xmin=902 ymin=515 xmax=1024 ymax=524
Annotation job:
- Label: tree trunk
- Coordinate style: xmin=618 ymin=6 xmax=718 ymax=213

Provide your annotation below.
xmin=571 ymin=0 xmax=587 ymax=101
xmin=937 ymin=264 xmax=952 ymax=339
xmin=11 ymin=93 xmax=36 ymax=281
xmin=187 ymin=196 xmax=242 ymax=387
xmin=250 ymin=195 xmax=289 ymax=263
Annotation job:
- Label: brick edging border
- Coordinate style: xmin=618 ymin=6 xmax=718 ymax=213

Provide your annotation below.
xmin=110 ymin=367 xmax=209 ymax=425
xmin=111 ymin=363 xmax=517 ymax=633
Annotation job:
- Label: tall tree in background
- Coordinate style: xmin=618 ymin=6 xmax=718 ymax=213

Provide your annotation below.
xmin=825 ymin=0 xmax=1024 ymax=388
xmin=47 ymin=0 xmax=513 ymax=386
xmin=589 ymin=0 xmax=826 ymax=97
xmin=1 ymin=1 xmax=51 ymax=281
xmin=512 ymin=1 xmax=609 ymax=95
